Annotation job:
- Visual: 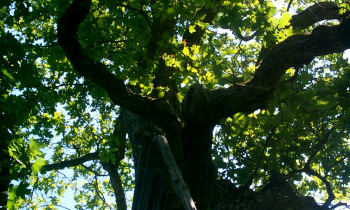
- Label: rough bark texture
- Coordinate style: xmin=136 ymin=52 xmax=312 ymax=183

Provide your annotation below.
xmin=56 ymin=0 xmax=350 ymax=209
xmin=153 ymin=135 xmax=197 ymax=210
xmin=102 ymin=161 xmax=127 ymax=210
xmin=121 ymin=110 xmax=181 ymax=209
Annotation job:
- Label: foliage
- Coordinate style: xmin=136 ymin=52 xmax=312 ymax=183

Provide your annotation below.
xmin=213 ymin=54 xmax=350 ymax=204
xmin=0 ymin=0 xmax=349 ymax=209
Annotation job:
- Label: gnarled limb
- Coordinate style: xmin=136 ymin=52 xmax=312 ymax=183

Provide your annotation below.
xmin=57 ymin=0 xmax=182 ymax=142
xmin=183 ymin=16 xmax=350 ymax=124
xmin=290 ymin=2 xmax=345 ymax=30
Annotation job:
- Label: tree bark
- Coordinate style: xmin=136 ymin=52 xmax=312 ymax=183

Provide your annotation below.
xmin=102 ymin=161 xmax=127 ymax=210
xmin=121 ymin=110 xmax=180 ymax=209
xmin=153 ymin=135 xmax=197 ymax=210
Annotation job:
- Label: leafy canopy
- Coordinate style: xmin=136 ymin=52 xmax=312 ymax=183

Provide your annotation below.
xmin=1 ymin=0 xmax=350 ymax=209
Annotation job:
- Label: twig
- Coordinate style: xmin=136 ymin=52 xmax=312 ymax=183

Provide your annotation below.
xmin=325 ymin=152 xmax=350 ymax=176
xmin=242 ymin=128 xmax=275 ymax=190
xmin=304 ymin=127 xmax=335 ymax=170
xmin=287 ymin=0 xmax=294 ymax=12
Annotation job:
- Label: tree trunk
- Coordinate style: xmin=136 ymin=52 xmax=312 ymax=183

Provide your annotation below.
xmin=121 ymin=101 xmax=326 ymax=209
xmin=121 ymin=110 xmax=183 ymax=209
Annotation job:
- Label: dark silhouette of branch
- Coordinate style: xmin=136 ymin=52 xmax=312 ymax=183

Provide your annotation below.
xmin=236 ymin=31 xmax=257 ymax=42
xmin=325 ymin=152 xmax=350 ymax=176
xmin=115 ymin=3 xmax=151 ymax=27
xmin=285 ymin=128 xmax=337 ymax=208
xmin=81 ymin=164 xmax=107 ymax=177
xmin=287 ymin=0 xmax=294 ymax=12
xmin=92 ymin=175 xmax=111 ymax=208
xmin=304 ymin=127 xmax=335 ymax=169
xmin=242 ymin=128 xmax=275 ymax=190
xmin=57 ymin=0 xmax=183 ymax=145
xmin=41 ymin=152 xmax=99 ymax=172
xmin=330 ymin=202 xmax=349 ymax=209
xmin=303 ymin=168 xmax=335 ymax=208
xmin=289 ymin=166 xmax=336 ymax=208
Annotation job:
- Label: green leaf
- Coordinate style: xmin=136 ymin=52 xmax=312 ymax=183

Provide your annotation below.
xmin=31 ymin=157 xmax=47 ymax=174
xmin=279 ymin=12 xmax=291 ymax=28
xmin=189 ymin=25 xmax=196 ymax=33
xmin=183 ymin=46 xmax=190 ymax=56
xmin=2 ymin=70 xmax=15 ymax=81
xmin=29 ymin=139 xmax=45 ymax=157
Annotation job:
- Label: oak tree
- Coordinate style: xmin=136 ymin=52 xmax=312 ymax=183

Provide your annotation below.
xmin=1 ymin=0 xmax=350 ymax=209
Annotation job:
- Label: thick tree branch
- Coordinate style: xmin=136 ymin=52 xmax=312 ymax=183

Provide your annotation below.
xmin=251 ymin=16 xmax=350 ymax=87
xmin=290 ymin=2 xmax=345 ymax=30
xmin=183 ymin=15 xmax=350 ymax=123
xmin=42 ymin=152 xmax=99 ymax=172
xmin=57 ymin=0 xmax=182 ymax=137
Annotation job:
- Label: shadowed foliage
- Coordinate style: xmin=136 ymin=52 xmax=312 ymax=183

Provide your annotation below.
xmin=1 ymin=0 xmax=350 ymax=209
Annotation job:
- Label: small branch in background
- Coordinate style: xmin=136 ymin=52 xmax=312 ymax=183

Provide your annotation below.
xmin=304 ymin=127 xmax=335 ymax=170
xmin=303 ymin=168 xmax=335 ymax=208
xmin=325 ymin=152 xmax=350 ymax=176
xmin=42 ymin=152 xmax=99 ymax=172
xmin=287 ymin=0 xmax=294 ymax=12
xmin=93 ymin=175 xmax=109 ymax=206
xmin=81 ymin=164 xmax=107 ymax=177
xmin=235 ymin=30 xmax=257 ymax=42
xmin=242 ymin=128 xmax=275 ymax=191
xmin=277 ymin=67 xmax=300 ymax=89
